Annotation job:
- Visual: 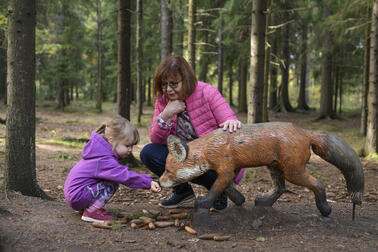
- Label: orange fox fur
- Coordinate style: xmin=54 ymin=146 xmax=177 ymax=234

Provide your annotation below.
xmin=160 ymin=122 xmax=364 ymax=216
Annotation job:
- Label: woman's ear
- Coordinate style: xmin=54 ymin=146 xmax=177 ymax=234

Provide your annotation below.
xmin=167 ymin=135 xmax=188 ymax=162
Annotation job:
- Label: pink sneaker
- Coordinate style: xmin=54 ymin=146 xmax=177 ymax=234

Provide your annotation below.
xmin=81 ymin=208 xmax=112 ymax=223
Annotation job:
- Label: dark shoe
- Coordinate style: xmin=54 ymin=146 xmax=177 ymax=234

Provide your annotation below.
xmin=210 ymin=193 xmax=228 ymax=212
xmin=159 ymin=191 xmax=195 ymax=209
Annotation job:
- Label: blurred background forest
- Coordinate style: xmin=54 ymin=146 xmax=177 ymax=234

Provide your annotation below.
xmin=0 ymin=0 xmax=371 ymax=114
xmin=1 ymin=0 xmax=377 ymax=197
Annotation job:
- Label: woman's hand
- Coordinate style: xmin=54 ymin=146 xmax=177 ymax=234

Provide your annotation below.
xmin=150 ymin=181 xmax=161 ymax=193
xmin=161 ymin=100 xmax=186 ymax=122
xmin=219 ymin=120 xmax=242 ymax=132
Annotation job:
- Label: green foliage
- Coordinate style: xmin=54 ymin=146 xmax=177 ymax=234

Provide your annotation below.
xmin=38 ymin=137 xmax=86 ymax=149
xmin=0 ymin=14 xmax=6 ymax=32
xmin=54 ymin=152 xmax=76 ymax=161
xmin=365 ymin=153 xmax=378 ymax=162
xmin=307 ymin=165 xmax=331 ymax=183
xmin=243 ymin=168 xmax=259 ymax=182
xmin=125 ymin=212 xmax=158 ymax=220
xmin=0 ymin=0 xmax=367 ymax=116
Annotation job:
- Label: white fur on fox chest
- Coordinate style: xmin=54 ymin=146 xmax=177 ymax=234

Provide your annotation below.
xmin=163 ymin=161 xmax=210 ymax=187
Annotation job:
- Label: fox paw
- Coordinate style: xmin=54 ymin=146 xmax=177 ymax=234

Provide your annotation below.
xmin=254 ymin=195 xmax=276 ymax=207
xmin=316 ymin=200 xmax=332 ymax=217
xmin=195 ymin=196 xmax=212 ymax=210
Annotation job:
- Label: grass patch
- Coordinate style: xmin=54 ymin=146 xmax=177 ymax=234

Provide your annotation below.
xmin=125 ymin=212 xmax=158 ymax=220
xmin=61 ymin=167 xmax=71 ymax=173
xmin=298 ymin=120 xmax=365 ymax=152
xmin=307 ymin=165 xmax=331 ymax=183
xmin=244 ymin=168 xmax=259 ymax=181
xmin=365 ymin=153 xmax=378 ymax=162
xmin=64 ymin=120 xmax=80 ymax=124
xmin=38 ymin=137 xmax=86 ymax=149
xmin=54 ymin=152 xmax=77 ymax=161
xmin=40 ymin=127 xmax=57 ymax=135
xmin=61 ymin=136 xmax=89 ymax=143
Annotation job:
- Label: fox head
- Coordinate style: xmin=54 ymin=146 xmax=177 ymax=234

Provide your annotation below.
xmin=159 ymin=135 xmax=210 ymax=188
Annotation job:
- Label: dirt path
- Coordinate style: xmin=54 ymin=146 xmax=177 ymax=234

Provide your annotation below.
xmin=0 ymin=104 xmax=377 ymax=251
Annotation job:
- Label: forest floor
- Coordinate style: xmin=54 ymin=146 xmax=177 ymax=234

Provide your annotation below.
xmin=0 ymin=102 xmax=377 ymax=252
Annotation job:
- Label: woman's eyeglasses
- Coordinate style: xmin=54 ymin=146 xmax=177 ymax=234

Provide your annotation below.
xmin=161 ymin=81 xmax=180 ymax=89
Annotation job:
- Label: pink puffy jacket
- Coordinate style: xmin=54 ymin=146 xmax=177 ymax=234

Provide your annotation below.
xmin=150 ymin=81 xmax=245 ymax=183
xmin=150 ymin=81 xmax=238 ymax=144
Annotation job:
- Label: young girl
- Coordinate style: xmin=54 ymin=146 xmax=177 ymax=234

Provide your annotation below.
xmin=64 ymin=116 xmax=161 ymax=223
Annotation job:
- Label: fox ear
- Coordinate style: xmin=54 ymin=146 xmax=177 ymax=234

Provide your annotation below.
xmin=167 ymin=135 xmax=188 ymax=162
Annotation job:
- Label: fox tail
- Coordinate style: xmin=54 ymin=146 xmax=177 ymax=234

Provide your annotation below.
xmin=308 ymin=131 xmax=364 ymax=205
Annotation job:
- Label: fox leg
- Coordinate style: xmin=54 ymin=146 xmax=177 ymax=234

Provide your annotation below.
xmin=195 ymin=169 xmax=235 ymax=210
xmin=284 ymin=169 xmax=331 ymax=217
xmin=255 ymin=164 xmax=286 ymax=207
xmin=225 ymin=183 xmax=245 ymax=206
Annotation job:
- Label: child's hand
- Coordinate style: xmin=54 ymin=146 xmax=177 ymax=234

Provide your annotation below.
xmin=150 ymin=181 xmax=161 ymax=193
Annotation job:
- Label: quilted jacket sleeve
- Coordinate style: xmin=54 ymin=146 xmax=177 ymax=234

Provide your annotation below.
xmin=205 ymin=84 xmax=238 ymax=124
xmin=150 ymin=98 xmax=175 ymax=144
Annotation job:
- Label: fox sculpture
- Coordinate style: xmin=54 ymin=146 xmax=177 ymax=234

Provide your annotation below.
xmin=159 ymin=122 xmax=364 ymax=217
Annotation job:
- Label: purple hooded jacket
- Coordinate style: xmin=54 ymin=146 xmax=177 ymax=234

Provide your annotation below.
xmin=64 ymin=132 xmax=153 ymax=211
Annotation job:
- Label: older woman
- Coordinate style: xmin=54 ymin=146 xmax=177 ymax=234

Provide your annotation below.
xmin=140 ymin=55 xmax=244 ymax=211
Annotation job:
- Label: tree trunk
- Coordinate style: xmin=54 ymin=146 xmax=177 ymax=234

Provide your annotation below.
xmin=96 ymin=0 xmax=103 ymax=112
xmin=318 ymin=3 xmax=334 ymax=119
xmin=5 ymin=0 xmax=48 ymax=198
xmin=361 ymin=8 xmax=371 ymax=136
xmin=117 ymin=0 xmax=131 ymax=120
xmin=297 ymin=21 xmax=310 ymax=111
xmin=279 ymin=6 xmax=294 ymax=113
xmin=217 ymin=18 xmax=223 ymax=95
xmin=364 ymin=0 xmax=378 ymax=155
xmin=57 ymin=79 xmax=66 ymax=109
xmin=262 ymin=0 xmax=272 ymax=122
xmin=75 ymin=85 xmax=79 ymax=100
xmin=161 ymin=0 xmax=170 ymax=60
xmin=168 ymin=2 xmax=173 ymax=55
xmin=147 ymin=76 xmax=151 ymax=106
xmin=269 ymin=33 xmax=278 ymax=109
xmin=338 ymin=69 xmax=343 ymax=114
xmin=238 ymin=59 xmax=248 ymax=113
xmin=188 ymin=0 xmax=196 ymax=71
xmin=198 ymin=17 xmax=209 ymax=83
xmin=136 ymin=0 xmax=143 ymax=123
xmin=248 ymin=0 xmax=268 ymax=124
xmin=319 ymin=50 xmax=333 ymax=118
xmin=65 ymin=85 xmax=70 ymax=106
xmin=228 ymin=61 xmax=233 ymax=106
xmin=173 ymin=0 xmax=184 ymax=56
xmin=0 ymin=28 xmax=6 ymax=103
xmin=333 ymin=63 xmax=339 ymax=113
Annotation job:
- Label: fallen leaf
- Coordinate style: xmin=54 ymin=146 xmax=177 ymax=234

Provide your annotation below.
xmin=256 ymin=237 xmax=266 ymax=242
xmin=213 ymin=235 xmax=231 ymax=241
xmin=92 ymin=221 xmax=112 ymax=230
xmin=199 ymin=233 xmax=219 ymax=240
xmin=155 ymin=221 xmax=175 ymax=228
xmin=184 ymin=226 xmax=197 ymax=235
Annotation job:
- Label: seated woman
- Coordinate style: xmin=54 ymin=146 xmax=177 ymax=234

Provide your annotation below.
xmin=140 ymin=55 xmax=244 ymax=211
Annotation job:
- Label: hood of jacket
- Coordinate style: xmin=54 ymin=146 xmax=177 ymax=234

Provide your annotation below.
xmin=82 ymin=131 xmax=119 ymax=160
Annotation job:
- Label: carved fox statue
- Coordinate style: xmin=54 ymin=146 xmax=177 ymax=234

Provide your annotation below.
xmin=159 ymin=122 xmax=364 ymax=217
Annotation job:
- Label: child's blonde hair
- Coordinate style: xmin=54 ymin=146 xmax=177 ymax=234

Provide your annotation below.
xmin=96 ymin=115 xmax=139 ymax=147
